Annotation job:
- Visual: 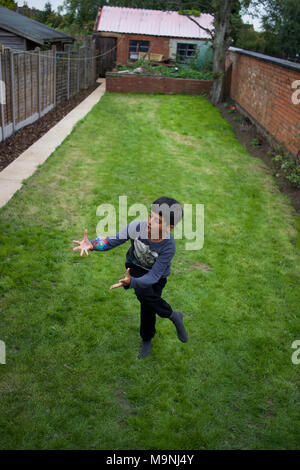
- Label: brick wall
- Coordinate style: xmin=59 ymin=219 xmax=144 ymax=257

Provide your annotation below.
xmin=226 ymin=49 xmax=300 ymax=158
xmin=106 ymin=73 xmax=212 ymax=95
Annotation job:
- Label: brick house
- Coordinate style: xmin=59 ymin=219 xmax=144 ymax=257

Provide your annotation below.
xmin=93 ymin=6 xmax=213 ymax=76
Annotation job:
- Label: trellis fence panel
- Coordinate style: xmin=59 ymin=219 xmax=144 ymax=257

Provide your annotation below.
xmin=0 ymin=40 xmax=96 ymax=142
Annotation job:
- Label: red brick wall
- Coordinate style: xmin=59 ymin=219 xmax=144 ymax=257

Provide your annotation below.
xmin=106 ymin=73 xmax=212 ymax=95
xmin=226 ymin=51 xmax=300 ymax=158
xmin=116 ymin=34 xmax=170 ymax=64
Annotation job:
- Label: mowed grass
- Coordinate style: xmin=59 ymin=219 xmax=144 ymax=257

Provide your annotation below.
xmin=0 ymin=92 xmax=299 ymax=450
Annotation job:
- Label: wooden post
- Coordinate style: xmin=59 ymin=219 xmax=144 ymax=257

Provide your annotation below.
xmin=66 ymin=44 xmax=70 ymax=100
xmin=47 ymin=50 xmax=50 ymax=108
xmin=19 ymin=52 xmax=24 ymax=121
xmin=45 ymin=50 xmax=49 ymax=109
xmin=29 ymin=49 xmax=33 ymax=115
xmin=9 ymin=49 xmax=16 ymax=133
xmin=0 ymin=49 xmax=5 ymax=141
xmin=24 ymin=53 xmax=30 ymax=120
xmin=77 ymin=45 xmax=80 ymax=93
xmin=52 ymin=45 xmax=56 ymax=107
xmin=86 ymin=41 xmax=89 ymax=88
xmin=84 ymin=39 xmax=87 ymax=89
xmin=17 ymin=53 xmax=22 ymax=122
xmin=43 ymin=50 xmax=47 ymax=111
xmin=36 ymin=47 xmax=41 ymax=118
xmin=92 ymin=38 xmax=96 ymax=83
xmin=23 ymin=52 xmax=26 ymax=119
xmin=90 ymin=39 xmax=92 ymax=84
xmin=79 ymin=46 xmax=84 ymax=92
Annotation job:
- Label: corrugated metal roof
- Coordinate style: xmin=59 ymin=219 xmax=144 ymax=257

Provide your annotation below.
xmin=96 ymin=6 xmax=214 ymax=39
xmin=0 ymin=5 xmax=74 ymax=45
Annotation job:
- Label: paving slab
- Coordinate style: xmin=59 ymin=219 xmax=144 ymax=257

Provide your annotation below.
xmin=0 ymin=180 xmax=23 ymax=208
xmin=0 ymin=79 xmax=106 ymax=209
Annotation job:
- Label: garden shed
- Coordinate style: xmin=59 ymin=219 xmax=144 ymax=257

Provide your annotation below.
xmin=0 ymin=5 xmax=74 ymax=51
xmin=93 ymin=5 xmax=214 ymax=76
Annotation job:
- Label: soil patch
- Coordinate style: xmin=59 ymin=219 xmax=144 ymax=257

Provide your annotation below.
xmin=162 ymin=129 xmax=203 ymax=148
xmin=216 ymin=99 xmax=300 ymax=214
xmin=187 ymin=263 xmax=212 ymax=273
xmin=0 ymin=82 xmax=100 ymax=172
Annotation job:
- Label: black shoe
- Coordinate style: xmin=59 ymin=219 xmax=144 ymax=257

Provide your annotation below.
xmin=170 ymin=311 xmax=188 ymax=342
xmin=138 ymin=340 xmax=152 ymax=359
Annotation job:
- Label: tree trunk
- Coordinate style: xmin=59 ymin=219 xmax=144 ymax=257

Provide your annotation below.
xmin=211 ymin=0 xmax=234 ymax=106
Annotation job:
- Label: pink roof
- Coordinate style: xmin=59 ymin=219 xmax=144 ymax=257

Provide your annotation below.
xmin=96 ymin=6 xmax=214 ymax=39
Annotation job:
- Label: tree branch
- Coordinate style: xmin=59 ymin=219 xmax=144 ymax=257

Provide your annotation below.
xmin=184 ymin=13 xmax=214 ymax=39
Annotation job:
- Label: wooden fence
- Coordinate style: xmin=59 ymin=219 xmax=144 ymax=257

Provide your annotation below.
xmin=0 ymin=40 xmax=96 ymax=142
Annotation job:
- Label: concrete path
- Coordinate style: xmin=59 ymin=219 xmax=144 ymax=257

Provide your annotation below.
xmin=0 ymin=79 xmax=106 ymax=209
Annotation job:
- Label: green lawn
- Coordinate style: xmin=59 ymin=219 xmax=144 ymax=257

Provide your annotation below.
xmin=0 ymin=93 xmax=299 ymax=450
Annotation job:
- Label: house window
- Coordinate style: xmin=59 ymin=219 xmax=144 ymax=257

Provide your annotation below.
xmin=176 ymin=43 xmax=197 ymax=63
xmin=129 ymin=40 xmax=150 ymax=60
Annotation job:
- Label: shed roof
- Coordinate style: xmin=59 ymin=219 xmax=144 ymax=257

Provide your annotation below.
xmin=0 ymin=5 xmax=74 ymax=46
xmin=96 ymin=6 xmax=213 ymax=39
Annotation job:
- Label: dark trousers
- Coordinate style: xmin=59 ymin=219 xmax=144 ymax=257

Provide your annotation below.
xmin=125 ymin=262 xmax=173 ymax=341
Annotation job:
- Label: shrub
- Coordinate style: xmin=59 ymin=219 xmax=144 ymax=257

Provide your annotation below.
xmin=272 ymin=153 xmax=300 ymax=187
xmin=116 ymin=59 xmax=213 ymax=80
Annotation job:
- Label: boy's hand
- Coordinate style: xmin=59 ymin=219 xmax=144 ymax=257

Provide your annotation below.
xmin=110 ymin=268 xmax=131 ymax=290
xmin=73 ymin=229 xmax=93 ymax=256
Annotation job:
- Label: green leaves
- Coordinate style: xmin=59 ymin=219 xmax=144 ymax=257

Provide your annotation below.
xmin=178 ymin=9 xmax=201 ymax=16
xmin=261 ymin=0 xmax=300 ymax=59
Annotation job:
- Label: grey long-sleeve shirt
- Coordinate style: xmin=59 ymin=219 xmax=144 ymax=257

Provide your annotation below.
xmin=89 ymin=220 xmax=176 ymax=289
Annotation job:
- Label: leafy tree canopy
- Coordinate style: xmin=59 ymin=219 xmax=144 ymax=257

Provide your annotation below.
xmin=261 ymin=0 xmax=300 ymax=59
xmin=0 ymin=0 xmax=16 ymax=9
